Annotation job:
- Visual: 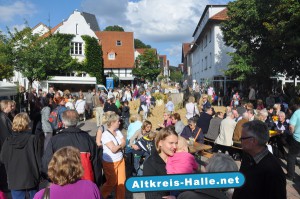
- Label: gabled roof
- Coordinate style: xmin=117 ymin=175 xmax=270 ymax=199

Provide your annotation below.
xmin=82 ymin=12 xmax=100 ymax=32
xmin=32 ymin=22 xmax=48 ymax=31
xmin=95 ymin=31 xmax=135 ymax=69
xmin=41 ymin=22 xmax=63 ymax=38
xmin=210 ymin=8 xmax=228 ymax=21
xmin=193 ymin=4 xmax=227 ymax=37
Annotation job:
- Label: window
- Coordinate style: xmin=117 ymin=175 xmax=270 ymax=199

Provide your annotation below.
xmin=204 ymin=35 xmax=208 ymax=47
xmin=209 ymin=29 xmax=212 ymax=42
xmin=200 ymin=41 xmax=203 ymax=51
xmin=70 ymin=42 xmax=83 ymax=55
xmin=209 ymin=53 xmax=212 ymax=68
xmin=202 ymin=59 xmax=204 ymax=72
xmin=205 ymin=56 xmax=208 ymax=70
xmin=116 ymin=40 xmax=122 ymax=46
xmin=108 ymin=52 xmax=115 ymax=60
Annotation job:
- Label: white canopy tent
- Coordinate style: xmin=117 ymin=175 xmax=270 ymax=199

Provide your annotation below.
xmin=0 ymin=81 xmax=17 ymax=97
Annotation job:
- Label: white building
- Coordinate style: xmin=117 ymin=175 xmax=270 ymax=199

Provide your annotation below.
xmin=11 ymin=10 xmax=100 ymax=91
xmin=187 ymin=5 xmax=234 ymax=89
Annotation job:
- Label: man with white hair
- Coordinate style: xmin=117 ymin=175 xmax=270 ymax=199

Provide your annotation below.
xmin=215 ymin=111 xmax=237 ymax=147
xmin=42 ymin=110 xmax=102 ymax=185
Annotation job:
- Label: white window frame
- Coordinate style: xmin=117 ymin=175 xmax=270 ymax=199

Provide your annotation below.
xmin=108 ymin=52 xmax=115 ymax=60
xmin=70 ymin=42 xmax=83 ymax=55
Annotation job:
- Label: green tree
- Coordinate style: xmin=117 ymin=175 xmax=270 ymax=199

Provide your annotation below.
xmin=134 ymin=39 xmax=151 ymax=49
xmin=221 ymin=0 xmax=300 ymax=84
xmin=0 ymin=31 xmax=14 ymax=80
xmin=132 ymin=49 xmax=160 ymax=82
xmin=81 ymin=35 xmax=104 ymax=84
xmin=169 ymin=70 xmax=183 ymax=82
xmin=104 ymin=25 xmax=124 ymax=32
xmin=9 ymin=26 xmax=75 ymax=87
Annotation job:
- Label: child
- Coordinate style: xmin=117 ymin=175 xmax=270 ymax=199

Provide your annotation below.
xmin=166 ymin=136 xmax=198 ymax=175
xmin=121 ymin=100 xmax=130 ymax=130
xmin=166 ymin=136 xmax=198 ymax=197
xmin=165 ymin=97 xmax=174 ymax=113
xmin=132 ymin=131 xmax=156 ymax=176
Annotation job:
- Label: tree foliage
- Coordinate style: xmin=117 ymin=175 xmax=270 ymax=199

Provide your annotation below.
xmin=8 ymin=26 xmax=76 ymax=86
xmin=134 ymin=39 xmax=151 ymax=49
xmin=103 ymin=25 xmax=124 ymax=32
xmin=0 ymin=31 xmax=14 ymax=80
xmin=169 ymin=70 xmax=183 ymax=82
xmin=81 ymin=35 xmax=104 ymax=84
xmin=132 ymin=49 xmax=161 ymax=82
xmin=221 ymin=0 xmax=300 ymax=83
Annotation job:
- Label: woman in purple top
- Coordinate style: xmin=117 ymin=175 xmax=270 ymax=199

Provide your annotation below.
xmin=34 ymin=147 xmax=101 ymax=199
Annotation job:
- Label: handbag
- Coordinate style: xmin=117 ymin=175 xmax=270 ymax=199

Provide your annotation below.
xmin=42 ymin=187 xmax=50 ymax=199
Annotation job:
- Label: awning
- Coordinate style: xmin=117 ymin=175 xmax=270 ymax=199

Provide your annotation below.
xmin=0 ymin=81 xmax=17 ymax=97
xmin=46 ymin=76 xmax=97 ymax=84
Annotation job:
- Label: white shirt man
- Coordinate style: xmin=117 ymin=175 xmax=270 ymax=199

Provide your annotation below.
xmin=215 ymin=112 xmax=237 ymax=146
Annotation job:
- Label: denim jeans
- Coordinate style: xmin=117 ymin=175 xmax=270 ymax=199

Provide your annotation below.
xmin=11 ymin=188 xmax=37 ymax=199
xmin=287 ymin=137 xmax=300 ymax=178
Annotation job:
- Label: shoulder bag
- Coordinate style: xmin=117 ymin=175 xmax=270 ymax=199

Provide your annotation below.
xmin=106 ymin=129 xmax=126 ymax=158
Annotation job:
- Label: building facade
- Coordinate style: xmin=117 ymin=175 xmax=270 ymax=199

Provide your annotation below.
xmin=187 ymin=5 xmax=234 ymax=89
xmin=96 ymin=31 xmax=135 ymax=87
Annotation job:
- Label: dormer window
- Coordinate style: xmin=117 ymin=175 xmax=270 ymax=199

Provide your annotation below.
xmin=116 ymin=40 xmax=122 ymax=46
xmin=108 ymin=52 xmax=115 ymax=60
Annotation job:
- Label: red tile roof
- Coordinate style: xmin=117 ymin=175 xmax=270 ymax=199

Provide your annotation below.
xmin=41 ymin=22 xmax=63 ymax=38
xmin=182 ymin=43 xmax=191 ymax=57
xmin=210 ymin=8 xmax=228 ymax=21
xmin=95 ymin=31 xmax=135 ymax=69
xmin=159 ymin=55 xmax=167 ymax=67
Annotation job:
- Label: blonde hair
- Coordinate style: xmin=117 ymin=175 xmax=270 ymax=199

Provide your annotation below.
xmin=102 ymin=111 xmax=114 ymax=124
xmin=155 ymin=126 xmax=178 ymax=153
xmin=106 ymin=112 xmax=120 ymax=128
xmin=12 ymin=113 xmax=30 ymax=132
xmin=177 ymin=136 xmax=188 ymax=152
xmin=48 ymin=146 xmax=83 ymax=186
xmin=188 ymin=96 xmax=195 ymax=103
xmin=130 ymin=114 xmax=141 ymax=123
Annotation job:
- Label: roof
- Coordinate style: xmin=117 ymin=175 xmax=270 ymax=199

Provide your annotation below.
xmin=32 ymin=22 xmax=48 ymax=31
xmin=159 ymin=55 xmax=167 ymax=67
xmin=82 ymin=12 xmax=100 ymax=32
xmin=136 ymin=48 xmax=157 ymax=55
xmin=182 ymin=43 xmax=191 ymax=57
xmin=135 ymin=48 xmax=146 ymax=55
xmin=210 ymin=8 xmax=228 ymax=21
xmin=41 ymin=22 xmax=63 ymax=38
xmin=193 ymin=5 xmax=227 ymax=37
xmin=95 ymin=31 xmax=135 ymax=69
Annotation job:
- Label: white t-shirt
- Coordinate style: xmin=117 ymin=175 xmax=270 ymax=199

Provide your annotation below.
xmin=101 ymin=130 xmax=124 ymax=162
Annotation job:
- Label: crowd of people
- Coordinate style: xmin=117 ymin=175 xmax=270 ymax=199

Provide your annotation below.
xmin=0 ymin=81 xmax=299 ymax=199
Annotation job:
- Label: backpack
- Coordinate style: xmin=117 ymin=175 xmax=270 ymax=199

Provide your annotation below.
xmin=48 ymin=106 xmax=63 ymax=130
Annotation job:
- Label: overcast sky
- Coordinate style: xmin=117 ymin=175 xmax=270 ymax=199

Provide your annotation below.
xmin=0 ymin=0 xmax=230 ymax=66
